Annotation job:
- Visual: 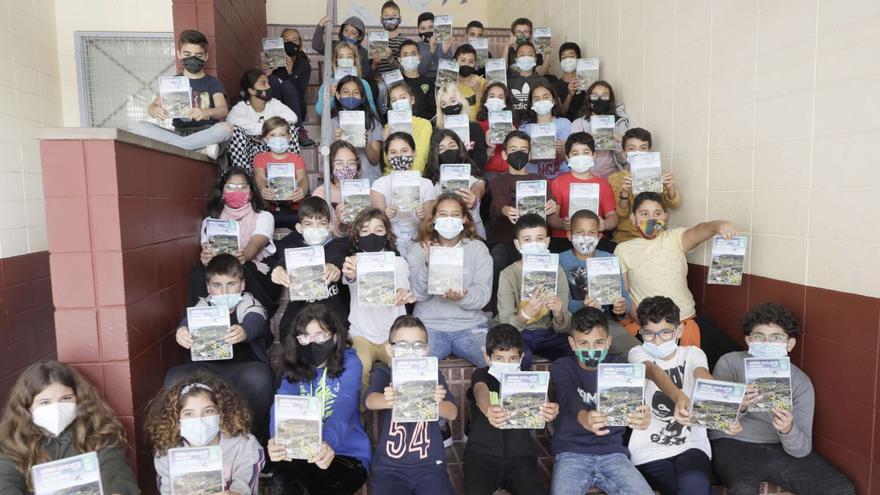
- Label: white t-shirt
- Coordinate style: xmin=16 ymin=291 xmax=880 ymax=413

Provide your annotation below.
xmin=199 ymin=212 xmax=276 ymax=263
xmin=371 ymin=175 xmax=438 ymax=257
xmin=432 ymin=175 xmax=486 ymax=239
xmin=627 ymin=345 xmax=712 ymax=465
xmin=345 ymin=255 xmax=411 ymax=344
xmin=226 ymin=98 xmax=299 ymax=136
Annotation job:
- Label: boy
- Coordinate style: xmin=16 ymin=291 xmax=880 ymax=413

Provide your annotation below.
xmin=553 ymin=42 xmax=586 ymax=120
xmin=464 ymin=324 xmax=559 ymax=495
xmin=365 ymin=315 xmax=458 ymax=494
xmin=465 ymin=20 xmax=494 ymax=77
xmin=398 ymin=39 xmax=437 ymax=120
xmin=166 ymin=254 xmax=274 ymax=441
xmin=312 ymin=14 xmax=373 ymax=81
xmin=610 ymin=128 xmax=681 ymax=244
xmin=506 ymin=18 xmax=550 ymax=76
xmin=416 ymin=11 xmax=453 ymax=79
xmin=496 ymin=214 xmax=571 ymax=369
xmin=373 ymin=1 xmax=408 ymax=76
xmin=550 ymin=307 xmax=653 ymax=495
xmin=267 ymin=27 xmax=311 ymax=123
xmin=454 ymin=44 xmax=487 ymax=121
xmin=615 ymin=191 xmax=738 ymax=347
xmin=507 ymin=41 xmax=549 ymax=113
xmin=134 ymin=29 xmax=232 ymax=155
xmin=709 ymin=303 xmax=855 ymax=495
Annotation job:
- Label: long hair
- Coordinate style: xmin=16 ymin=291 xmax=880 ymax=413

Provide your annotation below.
xmin=424 ymin=128 xmax=477 ymax=183
xmin=475 ymin=81 xmax=520 ymax=125
xmin=578 ymin=80 xmax=619 ymax=120
xmin=205 ymin=166 xmax=268 ymax=218
xmin=236 ymin=69 xmax=265 ymax=106
xmin=0 ymin=361 xmax=129 ymax=490
xmin=145 ymin=372 xmax=252 ymax=456
xmin=329 ymin=140 xmax=362 ymax=184
xmin=280 ymin=304 xmax=351 ymax=383
xmin=416 ymin=192 xmax=479 ymax=243
xmin=332 ymin=41 xmax=362 ymax=78
xmin=347 ymin=207 xmax=399 ymax=256
xmin=434 ymin=83 xmax=471 ymax=129
xmin=525 ymin=80 xmax=562 ymax=123
xmin=330 ymin=75 xmax=376 ymax=130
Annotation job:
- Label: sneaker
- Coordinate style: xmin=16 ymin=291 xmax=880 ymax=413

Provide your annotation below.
xmin=199 ymin=143 xmax=220 ymax=160
xmin=462 ymin=420 xmax=470 ymax=444
xmin=298 ymin=127 xmax=315 ymax=148
xmin=441 ymin=421 xmax=453 ymax=448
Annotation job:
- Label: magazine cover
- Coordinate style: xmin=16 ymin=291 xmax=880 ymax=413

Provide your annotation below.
xmin=690 ymin=378 xmax=747 ymax=431
xmin=470 ymin=37 xmax=489 ymax=68
xmin=500 ymin=371 xmax=549 ymax=429
xmin=569 ymin=182 xmax=600 ymax=217
xmin=274 ymin=395 xmax=323 ymax=460
xmin=334 ymin=66 xmax=357 ymax=82
xmin=368 ymin=31 xmax=389 ymax=60
xmin=356 ymin=251 xmax=396 ymax=306
xmin=744 ymin=357 xmax=792 ymax=412
xmin=576 ymin=58 xmax=600 ymax=91
xmin=629 ymin=151 xmax=663 ymax=194
xmin=487 ymin=110 xmax=514 ymax=145
xmin=158 ymin=76 xmax=192 ymax=120
xmin=586 ymin=256 xmax=622 ymax=306
xmin=444 ymin=114 xmax=470 ymax=144
xmin=339 ymin=110 xmax=366 ymax=147
xmin=434 ymin=15 xmax=453 ymax=42
xmin=205 ymin=218 xmax=239 ymax=256
xmin=428 ymin=246 xmax=464 ymax=295
xmin=168 ymin=446 xmax=224 ymax=495
xmin=387 ymin=108 xmax=413 ymax=135
xmin=533 ymin=27 xmax=552 ymax=54
xmin=521 ymin=253 xmax=559 ymax=302
xmin=439 ymin=163 xmax=471 ymax=194
xmin=187 ymin=305 xmax=232 ymax=361
xmin=391 ymin=171 xmax=421 ymax=212
xmin=485 ymin=58 xmax=508 ymax=86
xmin=597 ymin=363 xmax=645 ymax=426
xmin=267 ymin=163 xmax=297 ymax=201
xmin=262 ymin=37 xmax=285 ymax=68
xmin=437 ymin=59 xmax=460 ymax=87
xmin=382 ymin=69 xmax=404 ymax=87
xmin=392 ymin=356 xmax=439 ymax=423
xmin=708 ymin=235 xmax=748 ymax=286
xmin=285 ymin=246 xmax=328 ymax=301
xmin=590 ymin=115 xmax=616 ymax=151
xmin=530 ymin=123 xmax=557 ymax=160
xmin=516 ymin=180 xmax=547 ymax=218
xmin=340 ymin=178 xmax=371 ymax=224
xmin=32 ymin=452 xmax=104 ymax=495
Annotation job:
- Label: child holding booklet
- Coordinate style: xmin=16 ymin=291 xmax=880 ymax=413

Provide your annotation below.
xmin=407 ymin=192 xmax=493 ymax=367
xmin=435 ymin=83 xmax=488 ymax=172
xmin=477 ymin=82 xmax=521 ymax=179
xmin=550 ymin=307 xmax=653 ymax=495
xmin=384 ymin=82 xmax=433 ymax=174
xmin=569 ymin=80 xmax=630 ymax=179
xmin=452 ymin=44 xmax=487 ymax=121
xmin=709 ymin=303 xmax=855 ymax=495
xmin=313 ymin=140 xmax=363 ymax=237
xmin=267 ymin=304 xmax=372 ymax=495
xmin=330 ymin=75 xmax=384 ymax=182
xmin=253 ymin=116 xmax=309 ymax=230
xmin=315 ymin=42 xmax=378 ymax=115
xmin=464 ymin=324 xmax=559 ymax=495
xmin=424 ymin=129 xmax=487 ymax=238
xmin=147 ymin=373 xmax=263 ymax=494
xmin=0 ymin=360 xmax=140 ymax=494
xmin=518 ymin=81 xmax=572 ymax=180
xmin=364 ymin=315 xmax=458 ymax=495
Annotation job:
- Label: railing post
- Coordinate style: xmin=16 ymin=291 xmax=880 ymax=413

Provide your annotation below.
xmin=320 ymin=0 xmax=337 ymax=207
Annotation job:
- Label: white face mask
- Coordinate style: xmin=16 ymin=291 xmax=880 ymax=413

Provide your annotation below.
xmin=518 ymin=241 xmax=549 ymax=255
xmin=400 ymin=56 xmax=420 ymax=72
xmin=484 ymin=97 xmax=506 ymax=112
xmin=571 ymin=235 xmax=599 ymax=255
xmin=748 ymin=342 xmax=789 ymax=358
xmin=303 ymin=227 xmax=330 ymax=246
xmin=434 ymin=217 xmax=464 ymax=240
xmin=209 ymin=292 xmax=243 ymax=309
xmin=391 ymin=98 xmax=411 ymax=112
xmin=516 ymin=56 xmax=537 ymax=72
xmin=560 ymin=58 xmax=577 ymax=73
xmin=532 ymin=100 xmax=553 ymax=116
xmin=337 ymin=57 xmax=355 ymax=69
xmin=32 ymin=402 xmax=77 ymax=437
xmin=643 ymin=340 xmax=678 ymax=360
xmin=488 ymin=361 xmax=522 ymax=381
xmin=568 ymin=155 xmax=595 ymax=174
xmin=180 ymin=414 xmax=221 ymax=447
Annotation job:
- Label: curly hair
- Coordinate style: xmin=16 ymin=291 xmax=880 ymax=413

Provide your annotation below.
xmin=416 ymin=192 xmax=479 ymax=244
xmin=0 ymin=361 xmax=129 ymax=491
xmin=636 ymin=296 xmax=680 ymax=327
xmin=145 ymin=372 xmax=251 ymax=456
xmin=347 ymin=207 xmax=399 ymax=256
xmin=741 ymin=303 xmax=801 ymax=337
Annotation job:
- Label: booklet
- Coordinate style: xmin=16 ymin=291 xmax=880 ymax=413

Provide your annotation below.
xmin=334 ymin=66 xmax=358 ymax=82
xmin=368 ymin=31 xmax=389 ymax=60
xmin=428 ymin=246 xmax=464 ymax=295
xmin=485 ymin=58 xmax=508 ymax=86
xmin=470 ymin=37 xmax=489 ymax=68
xmin=262 ymin=37 xmax=285 ymax=68
xmin=205 ymin=218 xmax=239 ymax=256
xmin=444 ymin=114 xmax=470 ymax=144
xmin=158 ymin=76 xmax=192 ymax=121
xmin=437 ymin=59 xmax=460 ymax=87
xmin=382 ymin=69 xmax=404 ymax=87
xmin=533 ymin=27 xmax=552 ymax=54
xmin=340 ymin=178 xmax=371 ymax=224
xmin=434 ymin=15 xmax=453 ymax=42
xmin=590 ymin=115 xmax=616 ymax=151
xmin=569 ymin=182 xmax=600 ymax=217
xmin=168 ymin=446 xmax=224 ymax=495
xmin=521 ymin=253 xmax=559 ymax=302
xmin=500 ymin=371 xmax=549 ymax=429
xmin=576 ymin=58 xmax=600 ymax=91
xmin=387 ymin=108 xmax=413 ymax=135
xmin=339 ymin=110 xmax=366 ymax=147
xmin=487 ymin=110 xmax=514 ymax=146
xmin=708 ymin=235 xmax=748 ymax=286
xmin=516 ymin=179 xmax=547 ymax=219
xmin=440 ymin=163 xmax=471 ymax=194
xmin=597 ymin=363 xmax=646 ymax=426
xmin=267 ymin=163 xmax=297 ymax=201
xmin=32 ymin=452 xmax=104 ymax=495
xmin=285 ymin=246 xmax=328 ymax=302
xmin=392 ymin=356 xmax=439 ymax=422
xmin=187 ymin=305 xmax=232 ymax=361
xmin=629 ymin=151 xmax=662 ymax=194
xmin=690 ymin=378 xmax=747 ymax=431
xmin=586 ymin=256 xmax=622 ymax=306
xmin=391 ymin=171 xmax=421 ymax=212
xmin=274 ymin=395 xmax=323 ymax=460
xmin=530 ymin=122 xmax=557 ymax=160
xmin=744 ymin=357 xmax=793 ymax=413
xmin=356 ymin=251 xmax=396 ymax=306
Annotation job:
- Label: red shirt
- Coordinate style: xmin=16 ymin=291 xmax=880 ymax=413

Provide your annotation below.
xmin=252 ymin=151 xmax=306 ymax=173
xmin=549 ymin=172 xmax=616 ymax=238
xmin=478 ymin=119 xmax=513 ymax=173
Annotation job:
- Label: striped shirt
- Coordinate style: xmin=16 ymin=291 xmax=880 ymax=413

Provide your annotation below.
xmin=377 ymin=33 xmax=407 ymax=75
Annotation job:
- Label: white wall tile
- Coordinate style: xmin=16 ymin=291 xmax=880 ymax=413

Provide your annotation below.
xmin=807 ymin=239 xmax=880 ymax=297
xmin=0 ymin=227 xmax=29 ymax=258
xmin=670 ymin=154 xmax=708 ymax=192
xmin=708 ymin=191 xmax=752 ymax=232
xmin=752 ymin=189 xmax=810 ymax=237
xmin=809 ymin=187 xmax=880 ymax=244
xmin=811 ymin=131 xmax=880 ymax=188
xmin=708 ymin=149 xmax=754 ymax=191
xmin=813 ymin=75 xmax=880 ymax=137
xmin=753 ymin=141 xmax=811 ymax=190
xmin=750 ymin=234 xmax=807 ymax=285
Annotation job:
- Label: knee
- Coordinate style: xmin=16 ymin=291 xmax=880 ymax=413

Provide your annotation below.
xmin=676 ymin=471 xmax=711 ymax=495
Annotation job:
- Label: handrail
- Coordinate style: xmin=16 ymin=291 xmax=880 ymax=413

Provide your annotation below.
xmin=319 ymin=0 xmax=336 ymax=209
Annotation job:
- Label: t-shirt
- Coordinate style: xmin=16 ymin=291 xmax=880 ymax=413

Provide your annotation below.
xmin=252 ymin=151 xmax=306 ymax=174
xmin=465 ymin=367 xmax=535 ymax=459
xmin=226 ymin=98 xmax=298 ymax=136
xmin=330 ymin=116 xmax=384 ymax=183
xmin=627 ymin=345 xmax=711 ymax=466
xmin=371 ymin=174 xmax=438 ymax=249
xmin=367 ymin=363 xmax=454 ymax=470
xmin=457 ymin=77 xmax=487 ymax=121
xmin=507 ymin=74 xmax=549 ymax=114
xmin=558 ymin=248 xmax=630 ymax=316
xmin=186 ymin=73 xmax=225 ymax=111
xmin=345 ymin=254 xmax=411 ymax=345
xmin=549 ymin=172 xmax=616 ymax=238
xmin=553 ymin=78 xmax=587 ymax=121
xmin=520 ymin=118 xmax=573 ymax=179
xmin=550 ymin=354 xmax=629 ymax=456
xmin=404 ymin=74 xmax=437 ymax=120
xmin=614 ymin=227 xmax=696 ymax=320
xmin=199 ymin=213 xmax=276 ymax=263
xmin=487 ymin=172 xmax=549 ymax=244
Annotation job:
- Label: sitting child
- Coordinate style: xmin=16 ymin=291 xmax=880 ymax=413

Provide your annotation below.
xmin=253 ymin=116 xmax=309 ymax=230
xmin=312 ymin=140 xmax=362 ymax=237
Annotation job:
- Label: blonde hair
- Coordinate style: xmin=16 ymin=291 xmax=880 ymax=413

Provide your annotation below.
xmin=332 ymin=42 xmax=361 ymax=78
xmin=435 ymin=82 xmax=471 ymax=128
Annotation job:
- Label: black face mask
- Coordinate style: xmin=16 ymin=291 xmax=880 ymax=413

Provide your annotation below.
xmin=419 ymin=31 xmax=433 ymax=42
xmin=459 ymin=65 xmax=476 ymax=78
xmin=284 ymin=41 xmax=300 ymax=57
xmin=439 ymin=149 xmax=460 ymax=164
xmin=299 ymin=339 xmax=335 ymax=367
xmin=441 ymin=103 xmax=463 ymax=116
xmin=181 ymin=56 xmax=205 ymax=74
xmin=358 ymin=233 xmax=387 ymax=252
xmin=253 ymin=88 xmax=271 ymax=101
xmin=507 ymin=150 xmax=529 ymax=170
xmin=591 ymin=99 xmax=612 ymax=114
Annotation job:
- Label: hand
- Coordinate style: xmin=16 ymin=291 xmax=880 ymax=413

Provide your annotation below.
xmin=334 ymin=128 xmax=342 ymax=140
xmin=428 ymin=34 xmax=437 ymax=52
xmin=224 ymin=324 xmax=247 ymax=344
xmin=567 ymin=79 xmax=580 ymax=93
xmin=267 ymin=438 xmax=290 ymax=462
xmin=457 ymin=188 xmax=477 ymax=209
xmin=599 ymin=217 xmax=606 ymax=232
xmin=523 ymin=294 xmax=546 ymax=320
xmin=394 ymin=288 xmax=416 ymax=305
xmin=318 ymin=15 xmax=331 ymax=28
xmin=261 ymin=59 xmax=273 ymax=76
xmin=441 ymin=40 xmax=452 ymax=53
xmin=584 ymin=296 xmax=602 ymax=309
xmin=383 ymin=385 xmax=397 ymax=406
xmin=661 ymin=171 xmax=675 ymax=194
xmin=740 ymin=384 xmax=760 ymax=411
xmin=291 ymin=187 xmax=306 ymax=202
xmin=544 ymin=199 xmax=558 ymax=216
xmin=261 ymin=187 xmax=276 ymax=202
xmin=335 ymin=203 xmax=350 ymax=224
xmin=271 ymin=265 xmax=291 ymax=287
xmin=724 ymin=420 xmax=744 ymax=436
xmin=546 ymin=296 xmax=563 ymax=315
xmin=385 ymin=205 xmax=399 ymax=219
xmin=583 ymin=410 xmax=610 ymax=436
xmin=716 ymin=221 xmax=738 ymax=240
xmin=507 ymin=33 xmax=517 ymax=48
xmin=309 ymin=442 xmax=335 ymax=470
xmin=415 ymin=204 xmax=426 ymax=220
xmin=384 ymin=47 xmax=392 ymax=60
xmin=342 ymin=256 xmax=357 ymax=281
xmin=612 ymin=297 xmax=627 ymax=316
xmin=200 ymin=244 xmax=215 ymax=266
xmin=285 ymin=55 xmax=294 ymax=73
xmin=234 ymin=249 xmax=246 ymax=264
xmin=621 ymin=173 xmax=633 ymax=194
xmin=539 ymin=402 xmax=559 ymax=422
xmin=444 ymin=288 xmax=468 ymax=301
xmin=503 ymin=206 xmax=518 ymax=225
xmin=149 ymin=103 xmax=169 ymax=120
xmin=421 ymin=241 xmax=432 ymax=265
xmin=433 ymin=384 xmax=448 ymax=403
xmin=486 ymin=144 xmax=496 ymax=158
xmin=322 ymin=263 xmax=342 ymax=284
xmin=486 ymin=405 xmax=510 ymax=428
xmin=554 ymin=140 xmax=564 ymax=157
xmin=771 ymin=407 xmax=794 ymax=434
xmin=330 ymin=82 xmax=338 ymax=94
xmin=190 ymin=107 xmax=210 ymax=121
xmin=175 ymin=327 xmax=193 ymax=349
xmin=627 ymin=404 xmax=651 ymax=430
xmin=673 ymin=394 xmax=692 ymax=426
xmin=562 ymin=216 xmax=571 ymax=231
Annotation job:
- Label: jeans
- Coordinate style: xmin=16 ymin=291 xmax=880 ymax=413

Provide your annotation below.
xmin=129 ymin=121 xmax=232 ymax=151
xmin=636 ymin=448 xmax=713 ymax=495
xmin=551 ymin=451 xmax=653 ymax=495
xmin=464 ymin=454 xmax=548 ymax=495
xmin=427 ymin=326 xmax=488 ymax=367
xmin=520 ymin=327 xmax=571 ymax=369
xmin=489 ymin=241 xmax=520 ymax=315
xmin=370 ymin=462 xmax=455 ymax=495
xmin=273 ymin=455 xmax=368 ymax=495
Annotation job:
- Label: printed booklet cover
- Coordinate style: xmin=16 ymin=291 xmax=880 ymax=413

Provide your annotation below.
xmin=533 ymin=27 xmax=552 ymax=54
xmin=392 ymin=356 xmax=439 ymax=423
xmin=590 ymin=114 xmax=616 ymax=151
xmin=274 ymin=395 xmax=322 ymax=460
xmin=387 ymin=108 xmax=413 ymax=135
xmin=521 ymin=253 xmax=559 ymax=302
xmin=470 ymin=38 xmax=489 ymax=68
xmin=32 ymin=452 xmax=104 ymax=495
xmin=744 ymin=357 xmax=792 ymax=412
xmin=205 ymin=218 xmax=239 ymax=256
xmin=576 ymin=58 xmax=600 ymax=91
xmin=356 ymin=251 xmax=396 ymax=307
xmin=485 ymin=58 xmax=508 ymax=86
xmin=159 ymin=76 xmax=192 ymax=120
xmin=267 ymin=163 xmax=297 ymax=201
xmin=569 ymin=182 xmax=600 ymax=217
xmin=285 ymin=246 xmax=328 ymax=302
xmin=500 ymin=371 xmax=549 ymax=429
xmin=516 ymin=180 xmax=547 ymax=218
xmin=340 ymin=178 xmax=371 ymax=224
xmin=262 ymin=37 xmax=285 ymax=68
xmin=339 ymin=110 xmax=366 ymax=147
xmin=437 ymin=59 xmax=460 ymax=87
xmin=586 ymin=256 xmax=622 ymax=306
xmin=168 ymin=446 xmax=224 ymax=495
xmin=368 ymin=31 xmax=389 ymax=60
xmin=690 ymin=378 xmax=746 ymax=431
xmin=428 ymin=246 xmax=464 ymax=295
xmin=629 ymin=151 xmax=662 ymax=195
xmin=530 ymin=122 xmax=557 ymax=160
xmin=434 ymin=15 xmax=453 ymax=42
xmin=444 ymin=114 xmax=470 ymax=145
xmin=597 ymin=363 xmax=645 ymax=426
xmin=440 ymin=163 xmax=471 ymax=194
xmin=187 ymin=305 xmax=232 ymax=361
xmin=391 ymin=171 xmax=421 ymax=212
xmin=708 ymin=235 xmax=748 ymax=286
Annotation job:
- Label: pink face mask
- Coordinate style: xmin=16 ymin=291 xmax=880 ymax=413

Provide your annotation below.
xmin=223 ymin=191 xmax=251 ymax=209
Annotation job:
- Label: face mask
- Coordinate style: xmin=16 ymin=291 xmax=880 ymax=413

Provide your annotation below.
xmin=339 ymin=33 xmax=359 ymax=45
xmin=339 ymin=96 xmax=362 ymax=110
xmin=181 ymin=56 xmax=206 ymax=73
xmin=441 ymin=103 xmax=463 ymax=116
xmin=516 ymin=56 xmax=537 ymax=72
xmin=32 ymin=402 xmax=77 ymax=437
xmin=571 ymin=235 xmax=599 ymax=255
xmin=643 ymin=340 xmax=678 ymax=360
xmin=560 ymin=58 xmax=577 ymax=73
xmin=382 ymin=17 xmax=401 ymax=31
xmin=434 ymin=217 xmax=464 ymax=240
xmin=180 ymin=414 xmax=220 ymax=447
xmin=488 ymin=361 xmax=522 ymax=381
xmin=389 ymin=155 xmax=414 ymax=171
xmin=223 ymin=191 xmax=251 ymax=209
xmin=302 ymin=227 xmax=330 ymax=246
xmin=438 ymin=149 xmax=460 ymax=165
xmin=568 ymin=155 xmax=595 ymax=174
xmin=267 ymin=136 xmax=290 ymax=153
xmin=333 ymin=166 xmax=357 ymax=181
xmin=516 ymin=34 xmax=530 ymax=44
xmin=485 ymin=97 xmax=506 ymax=112
xmin=575 ymin=348 xmax=608 ymax=368
xmin=419 ymin=31 xmax=433 ymax=42
xmin=459 ymin=65 xmax=476 ymax=78
xmin=358 ymin=233 xmax=387 ymax=252
xmin=591 ymin=99 xmax=612 ymax=114
xmin=748 ymin=342 xmax=789 ymax=358
xmin=532 ymin=100 xmax=553 ymax=116
xmin=519 ymin=241 xmax=549 ymax=255
xmin=400 ymin=56 xmax=420 ymax=72
xmin=209 ymin=292 xmax=242 ymax=309
xmin=506 ymin=150 xmax=529 ymax=170
xmin=337 ymin=58 xmax=355 ymax=69
xmin=300 ymin=339 xmax=336 ymax=366
xmin=637 ymin=219 xmax=666 ymax=239
xmin=391 ymin=98 xmax=411 ymax=112
xmin=284 ymin=41 xmax=300 ymax=57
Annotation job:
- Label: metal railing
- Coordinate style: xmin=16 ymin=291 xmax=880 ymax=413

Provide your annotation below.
xmin=319 ymin=0 xmax=336 ymax=207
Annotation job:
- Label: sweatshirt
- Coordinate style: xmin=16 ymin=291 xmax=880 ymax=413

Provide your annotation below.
xmin=181 ymin=292 xmax=270 ymax=364
xmin=226 ymin=98 xmax=298 ymax=136
xmin=497 ymin=261 xmax=572 ymax=333
xmin=155 ymin=434 xmax=264 ymax=495
xmin=344 ymin=254 xmax=411 ymax=345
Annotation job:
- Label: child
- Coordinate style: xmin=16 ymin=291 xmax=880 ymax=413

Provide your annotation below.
xmin=341 ymin=208 xmax=415 ymax=391
xmin=550 ymin=307 xmax=653 ymax=495
xmin=464 ymin=324 xmax=559 ymax=495
xmin=373 ymin=1 xmax=408 ymax=76
xmin=496 ymin=214 xmax=572 ymax=369
xmin=253 ymin=116 xmax=309 ymax=230
xmin=435 ymin=83 xmax=488 ymax=172
xmin=453 ymin=44 xmax=487 ymax=121
xmin=132 ymin=29 xmax=232 ymax=156
xmin=615 ymin=191 xmax=739 ymax=347
xmin=266 ymin=27 xmax=311 ymax=123
xmin=710 ymin=303 xmax=855 ymax=495
xmin=365 ymin=315 xmax=458 ymax=494
xmin=407 ymin=193 xmax=493 ymax=366
xmin=330 ymin=75 xmax=383 ymax=182
xmin=316 ymin=42 xmax=378 ymax=115
xmin=313 ymin=140 xmax=362 ymax=237
xmin=0 ymin=361 xmax=140 ymax=493
xmin=415 ymin=12 xmax=453 ymax=79
xmin=167 ymin=254 xmax=274 ymax=441
xmin=384 ymin=82 xmax=433 ymax=174
xmin=553 ymin=42 xmax=587 ymax=120
xmin=371 ymin=132 xmax=438 ymax=257
xmin=476 ymin=82 xmax=520 ymax=179
xmin=505 ymin=18 xmax=550 ymax=76
xmin=424 ymin=128 xmax=487 ymax=238
xmin=466 ymin=20 xmax=495 ymax=77
xmin=148 ymin=372 xmax=264 ymax=495
xmin=519 ymin=81 xmax=572 ymax=180
xmin=507 ymin=41 xmax=549 ymax=114
xmin=569 ymin=80 xmax=629 ymax=179
xmin=398 ymin=39 xmax=437 ymax=119
xmin=267 ymin=304 xmax=372 ymax=495
xmin=312 ymin=15 xmax=372 ymax=81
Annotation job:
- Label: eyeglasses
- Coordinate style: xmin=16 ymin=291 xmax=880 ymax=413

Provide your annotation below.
xmin=589 ymin=95 xmax=611 ymax=101
xmin=391 ymin=341 xmax=428 ymax=353
xmin=640 ymin=329 xmax=676 ymax=341
xmin=224 ymin=183 xmax=250 ymax=191
xmin=296 ymin=332 xmax=333 ymax=345
xmin=749 ymin=334 xmax=789 ymax=344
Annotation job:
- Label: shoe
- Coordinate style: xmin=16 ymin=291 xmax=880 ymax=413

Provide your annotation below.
xmin=200 ymin=144 xmax=220 ymax=160
xmin=441 ymin=421 xmax=453 ymax=448
xmin=298 ymin=127 xmax=315 ymax=148
xmin=462 ymin=420 xmax=470 ymax=444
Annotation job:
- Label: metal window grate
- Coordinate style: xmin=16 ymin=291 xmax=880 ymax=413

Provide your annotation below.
xmin=75 ymin=32 xmax=177 ymax=129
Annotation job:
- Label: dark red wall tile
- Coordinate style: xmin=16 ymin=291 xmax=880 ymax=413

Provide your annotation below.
xmin=702 ymin=304 xmax=746 ymax=347
xmin=812 ymin=436 xmax=870 ymax=494
xmin=1 ymin=251 xmax=50 ymax=286
xmin=813 ymin=382 xmax=875 ymax=458
xmin=49 ymin=253 xmax=95 ymax=309
xmin=704 ymin=276 xmax=750 ymax=315
xmin=805 ymin=287 xmax=880 ymax=354
xmin=152 ymin=199 xmax=183 ymax=243
xmin=129 ymin=341 xmax=164 ymax=414
xmin=54 ymin=309 xmax=99 ymax=363
xmin=804 ymin=334 xmax=877 ymax=409
xmin=126 ymin=293 xmax=164 ymax=353
xmin=748 ymin=275 xmax=806 ymax=327
xmin=121 ymin=247 xmax=158 ymax=304
xmin=41 ymin=141 xmax=86 ymax=198
xmin=155 ymin=240 xmax=182 ymax=290
xmin=118 ymin=197 xmax=154 ymax=251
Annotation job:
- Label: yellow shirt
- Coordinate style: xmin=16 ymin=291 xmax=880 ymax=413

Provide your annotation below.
xmin=458 ymin=76 xmax=486 ymax=121
xmin=608 ymin=170 xmax=682 ymax=244
xmin=614 ymin=227 xmax=696 ymax=319
xmin=383 ymin=116 xmax=432 ymax=175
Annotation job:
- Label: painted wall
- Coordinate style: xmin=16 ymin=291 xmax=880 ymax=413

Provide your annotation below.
xmin=267 ymin=0 xmax=489 ymax=28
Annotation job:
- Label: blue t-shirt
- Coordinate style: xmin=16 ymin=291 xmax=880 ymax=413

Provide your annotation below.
xmin=559 ymin=249 xmax=631 ymax=316
xmin=367 ymin=363 xmax=454 ymax=470
xmin=521 ymin=117 xmax=573 ymax=179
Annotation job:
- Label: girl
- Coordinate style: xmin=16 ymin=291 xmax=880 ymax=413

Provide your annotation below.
xmin=314 ymin=140 xmax=361 ymax=237
xmin=370 ymin=132 xmax=438 ymax=257
xmin=424 ymin=128 xmax=487 ymax=239
xmin=330 ymin=75 xmax=383 ymax=182
xmin=0 ymin=360 xmax=139 ymax=494
xmin=569 ymin=80 xmax=630 ymax=179
xmin=147 ymin=372 xmax=264 ymax=495
xmin=434 ymin=83 xmax=488 ymax=172
xmin=252 ymin=116 xmax=309 ymax=231
xmin=315 ymin=42 xmax=378 ymax=115
xmin=406 ymin=193 xmax=493 ymax=367
xmin=519 ymin=81 xmax=573 ymax=180
xmin=266 ymin=27 xmax=311 ymax=122
xmin=476 ymin=81 xmax=520 ymax=179
xmin=341 ymin=208 xmax=415 ymax=391
xmin=268 ymin=304 xmax=372 ymax=495
xmin=384 ymin=82 xmax=432 ymax=174
xmin=189 ymin=167 xmax=281 ymax=315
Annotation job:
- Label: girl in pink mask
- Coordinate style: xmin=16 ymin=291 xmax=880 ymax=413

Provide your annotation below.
xmin=313 ymin=140 xmax=363 ymax=237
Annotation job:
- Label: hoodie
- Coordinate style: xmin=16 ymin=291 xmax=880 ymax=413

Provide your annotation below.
xmin=154 ymin=434 xmax=264 ymax=495
xmin=312 ymin=16 xmax=374 ymax=82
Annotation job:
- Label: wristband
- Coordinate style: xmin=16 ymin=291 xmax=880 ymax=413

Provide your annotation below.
xmin=520 ymin=309 xmax=533 ymax=321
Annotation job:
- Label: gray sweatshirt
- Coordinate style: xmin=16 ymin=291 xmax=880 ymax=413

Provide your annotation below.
xmin=709 ymin=351 xmax=814 ymax=458
xmin=407 ymin=238 xmax=492 ymax=332
xmin=154 ymin=434 xmax=264 ymax=495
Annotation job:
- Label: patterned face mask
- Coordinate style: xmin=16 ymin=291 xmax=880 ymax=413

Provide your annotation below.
xmin=389 ymin=155 xmax=414 ymax=171
xmin=637 ymin=219 xmax=666 ymax=239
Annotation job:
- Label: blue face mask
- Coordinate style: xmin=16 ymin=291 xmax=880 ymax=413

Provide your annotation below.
xmin=575 ymin=348 xmax=607 ymax=368
xmin=267 ymin=136 xmax=289 ymax=154
xmin=339 ymin=96 xmax=362 ymax=110
xmin=210 ymin=292 xmax=242 ymax=309
xmin=748 ymin=342 xmax=788 ymax=358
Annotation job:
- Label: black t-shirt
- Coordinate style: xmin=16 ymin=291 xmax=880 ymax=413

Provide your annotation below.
xmin=507 ymin=74 xmax=549 ymax=116
xmin=553 ymin=78 xmax=587 ymax=121
xmin=404 ymin=74 xmax=437 ymax=120
xmin=464 ymin=367 xmax=536 ymax=459
xmin=186 ymin=73 xmax=225 ymax=110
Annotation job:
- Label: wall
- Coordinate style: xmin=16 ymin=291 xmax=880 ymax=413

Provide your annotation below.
xmin=267 ymin=0 xmax=489 ymax=27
